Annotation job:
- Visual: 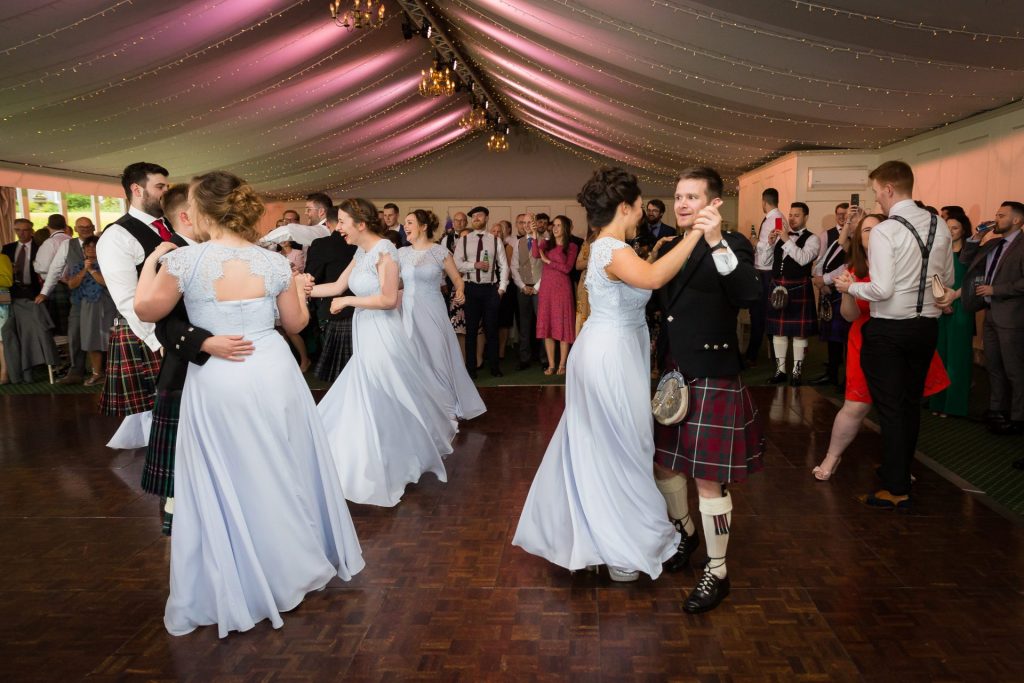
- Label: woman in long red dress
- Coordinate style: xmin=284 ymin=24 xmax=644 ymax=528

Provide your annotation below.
xmin=532 ymin=215 xmax=579 ymax=375
xmin=812 ymin=210 xmax=950 ymax=480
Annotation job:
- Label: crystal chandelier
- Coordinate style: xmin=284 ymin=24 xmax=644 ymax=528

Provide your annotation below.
xmin=419 ymin=61 xmax=455 ymax=98
xmin=329 ymin=0 xmax=385 ymax=30
xmin=486 ymin=131 xmax=509 ymax=153
xmin=458 ymin=104 xmax=488 ymax=131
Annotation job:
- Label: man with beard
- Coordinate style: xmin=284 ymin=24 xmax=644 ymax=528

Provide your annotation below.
xmin=654 ymin=166 xmax=764 ymax=614
xmin=95 ymin=162 xmax=172 ymax=422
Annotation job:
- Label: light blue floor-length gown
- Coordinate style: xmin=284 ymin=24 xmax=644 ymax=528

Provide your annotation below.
xmin=397 ymin=243 xmax=486 ymax=421
xmin=512 ymin=237 xmax=679 ymax=578
xmin=318 ymin=239 xmax=456 ymax=507
xmin=160 ymin=243 xmax=364 ymax=638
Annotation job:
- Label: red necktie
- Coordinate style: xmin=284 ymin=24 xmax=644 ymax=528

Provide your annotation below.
xmin=153 ymin=219 xmax=173 ymax=242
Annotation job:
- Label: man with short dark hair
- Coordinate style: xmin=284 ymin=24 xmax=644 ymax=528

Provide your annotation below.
xmin=2 ymin=219 xmax=58 ymax=383
xmin=305 ymin=193 xmax=332 ymax=226
xmin=39 ymin=217 xmax=96 ymax=383
xmin=283 ymin=209 xmax=301 ymax=224
xmin=836 ymin=160 xmax=954 ymax=509
xmin=810 ymin=202 xmax=852 ymax=387
xmin=95 ymin=161 xmax=172 ymax=421
xmin=748 ymin=188 xmax=788 ymax=366
xmin=381 ymin=203 xmax=408 ymax=246
xmin=453 ymin=206 xmax=508 ymax=377
xmin=940 ymin=205 xmax=964 ymax=221
xmin=766 ymin=202 xmax=820 ymax=385
xmin=305 ymin=210 xmax=357 ymax=383
xmin=654 ymin=166 xmax=763 ymax=614
xmin=960 ymin=200 xmax=1024 ymax=435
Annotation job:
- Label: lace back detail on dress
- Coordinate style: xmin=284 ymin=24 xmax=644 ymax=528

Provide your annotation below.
xmin=584 ymin=237 xmax=651 ymax=326
xmin=159 ymin=243 xmax=292 ymax=299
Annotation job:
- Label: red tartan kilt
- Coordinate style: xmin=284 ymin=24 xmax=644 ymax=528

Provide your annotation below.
xmin=654 ymin=376 xmax=765 ymax=483
xmin=767 ymin=276 xmax=818 ymax=338
xmin=100 ymin=323 xmax=160 ymax=417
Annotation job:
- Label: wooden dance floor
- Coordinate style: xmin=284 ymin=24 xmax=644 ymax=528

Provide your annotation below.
xmin=2 ymin=386 xmax=1022 ymax=681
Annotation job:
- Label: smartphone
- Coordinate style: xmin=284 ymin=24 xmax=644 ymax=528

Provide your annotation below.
xmin=850 ymin=193 xmax=860 ymax=207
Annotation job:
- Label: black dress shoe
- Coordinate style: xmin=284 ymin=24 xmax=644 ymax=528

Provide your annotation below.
xmin=683 ymin=570 xmax=731 ymax=614
xmin=490 ymin=368 xmax=504 ymax=378
xmin=769 ymin=370 xmax=787 ymax=384
xmin=808 ymin=373 xmax=834 ymax=386
xmin=663 ymin=527 xmax=700 ymax=573
xmin=789 ymin=373 xmax=803 ymax=387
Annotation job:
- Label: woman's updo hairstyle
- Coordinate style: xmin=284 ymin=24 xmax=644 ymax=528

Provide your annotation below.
xmin=410 ymin=209 xmax=440 ymax=239
xmin=338 ymin=198 xmax=385 ymax=235
xmin=190 ymin=171 xmax=265 ymax=242
xmin=576 ymin=167 xmax=641 ymax=229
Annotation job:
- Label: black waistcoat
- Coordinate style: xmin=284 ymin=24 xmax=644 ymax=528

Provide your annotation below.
xmin=773 ymin=230 xmax=815 ymax=279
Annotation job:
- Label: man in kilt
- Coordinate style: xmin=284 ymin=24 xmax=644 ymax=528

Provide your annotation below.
xmin=766 ymin=202 xmax=821 ymax=386
xmin=653 ymin=167 xmax=765 ymax=613
xmin=143 ymin=184 xmax=255 ymax=534
xmin=305 ymin=208 xmax=357 ymax=383
xmin=810 ymin=203 xmax=853 ymax=388
xmin=96 ymin=163 xmax=173 ymax=423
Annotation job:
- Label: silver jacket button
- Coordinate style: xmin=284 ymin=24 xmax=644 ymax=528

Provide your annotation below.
xmin=667 ymin=315 xmax=674 ymax=323
xmin=713 ymin=344 xmax=719 ymax=350
xmin=724 ymin=343 xmax=729 ymax=349
xmin=704 ymin=343 xmax=710 ymax=350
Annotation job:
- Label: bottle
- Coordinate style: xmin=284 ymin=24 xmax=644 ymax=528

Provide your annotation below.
xmin=750 ymin=224 xmax=756 ymax=239
xmin=482 ymin=250 xmax=489 ymax=269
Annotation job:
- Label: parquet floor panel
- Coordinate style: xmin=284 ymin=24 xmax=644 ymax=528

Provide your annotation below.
xmin=1 ymin=388 xmax=1022 ymax=681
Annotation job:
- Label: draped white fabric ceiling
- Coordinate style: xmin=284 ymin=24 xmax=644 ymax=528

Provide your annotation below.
xmin=1 ymin=0 xmax=1022 ymax=198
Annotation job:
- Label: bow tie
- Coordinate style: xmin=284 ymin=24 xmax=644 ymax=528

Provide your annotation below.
xmin=788 ymin=231 xmax=801 ymax=236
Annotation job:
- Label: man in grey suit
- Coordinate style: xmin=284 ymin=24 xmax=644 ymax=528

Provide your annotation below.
xmin=959 ymin=201 xmax=1024 ymax=436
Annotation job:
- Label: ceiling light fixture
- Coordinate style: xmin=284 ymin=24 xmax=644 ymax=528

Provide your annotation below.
xmin=419 ymin=59 xmax=455 ymax=97
xmin=329 ymin=0 xmax=385 ymax=30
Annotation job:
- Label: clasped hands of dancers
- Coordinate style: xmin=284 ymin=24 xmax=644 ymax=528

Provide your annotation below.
xmin=106 ymin=160 xmax=759 ymax=638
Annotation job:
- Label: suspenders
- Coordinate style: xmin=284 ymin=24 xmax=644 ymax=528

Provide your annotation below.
xmin=890 ymin=213 xmax=937 ymax=316
xmin=461 ymin=233 xmax=502 ymax=284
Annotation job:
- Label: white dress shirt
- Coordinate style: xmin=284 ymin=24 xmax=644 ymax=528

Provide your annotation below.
xmin=33 ymin=230 xmax=70 ymax=278
xmin=779 ymin=227 xmax=821 ymax=267
xmin=754 ymin=208 xmax=788 ymax=271
xmin=260 ymin=222 xmax=331 ymax=248
xmin=453 ymin=230 xmax=509 ymax=293
xmin=710 ymin=241 xmax=739 ymax=275
xmin=41 ymin=237 xmax=84 ymax=297
xmin=95 ymin=206 xmax=165 ymax=351
xmin=847 ymin=199 xmax=954 ymax=319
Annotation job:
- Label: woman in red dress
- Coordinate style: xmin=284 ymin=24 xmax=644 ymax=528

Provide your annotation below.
xmin=812 ymin=210 xmax=950 ymax=480
xmin=532 ymin=215 xmax=579 ymax=375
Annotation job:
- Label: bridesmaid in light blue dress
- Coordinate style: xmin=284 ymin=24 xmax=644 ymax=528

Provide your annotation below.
xmin=398 ymin=210 xmax=486 ymax=422
xmin=311 ymin=199 xmax=456 ymax=507
xmin=134 ymin=171 xmax=364 ymax=638
xmin=513 ymin=168 xmax=715 ymax=582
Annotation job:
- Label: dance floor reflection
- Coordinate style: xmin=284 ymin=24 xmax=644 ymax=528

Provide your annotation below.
xmin=1 ymin=387 xmax=1022 ymax=681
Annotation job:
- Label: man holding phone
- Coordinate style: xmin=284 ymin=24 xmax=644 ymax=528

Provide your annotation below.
xmin=958 ymin=201 xmax=1024 ymax=435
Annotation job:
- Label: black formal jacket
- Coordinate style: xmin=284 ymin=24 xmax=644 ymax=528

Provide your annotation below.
xmin=154 ymin=234 xmax=213 ymax=392
xmin=659 ymin=231 xmax=760 ymax=378
xmin=304 ymin=232 xmax=356 ymax=322
xmin=2 ymin=240 xmax=41 ymax=299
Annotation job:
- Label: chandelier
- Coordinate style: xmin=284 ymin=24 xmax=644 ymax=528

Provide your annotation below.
xmin=458 ymin=104 xmax=488 ymax=131
xmin=486 ymin=131 xmax=509 ymax=153
xmin=329 ymin=0 xmax=385 ymax=30
xmin=419 ymin=61 xmax=455 ymax=98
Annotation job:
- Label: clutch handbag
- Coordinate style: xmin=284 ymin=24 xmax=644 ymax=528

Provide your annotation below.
xmin=652 ymin=370 xmax=689 ymax=426
xmin=770 ymin=284 xmax=789 ymax=310
xmin=930 ymin=274 xmax=946 ymax=300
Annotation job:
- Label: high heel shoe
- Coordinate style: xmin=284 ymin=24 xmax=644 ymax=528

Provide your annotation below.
xmin=812 ymin=455 xmax=841 ymax=481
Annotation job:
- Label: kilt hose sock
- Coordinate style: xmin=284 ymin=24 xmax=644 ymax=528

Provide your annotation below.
xmin=699 ymin=492 xmax=733 ymax=579
xmin=772 ymin=336 xmax=789 ymax=373
xmin=656 ymin=474 xmax=695 ymax=536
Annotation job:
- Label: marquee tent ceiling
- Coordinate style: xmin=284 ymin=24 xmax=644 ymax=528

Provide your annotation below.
xmin=1 ymin=0 xmax=1023 ymax=198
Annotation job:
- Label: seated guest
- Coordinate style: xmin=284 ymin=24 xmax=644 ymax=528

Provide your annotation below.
xmin=2 ymin=219 xmax=59 ymax=383
xmin=66 ymin=236 xmax=116 ymax=386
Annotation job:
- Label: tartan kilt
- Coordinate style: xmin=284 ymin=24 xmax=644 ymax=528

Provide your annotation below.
xmin=818 ymin=287 xmax=851 ymax=343
xmin=99 ymin=323 xmax=160 ymax=416
xmin=767 ymin=276 xmax=818 ymax=338
xmin=142 ymin=389 xmax=180 ymax=497
xmin=314 ymin=318 xmax=353 ymax=383
xmin=654 ymin=376 xmax=765 ymax=483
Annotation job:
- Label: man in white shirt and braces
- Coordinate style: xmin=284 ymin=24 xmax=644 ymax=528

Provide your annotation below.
xmin=836 ymin=161 xmax=953 ymax=510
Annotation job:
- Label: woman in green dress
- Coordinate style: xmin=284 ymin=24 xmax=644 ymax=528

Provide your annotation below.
xmin=930 ymin=212 xmax=975 ymax=417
